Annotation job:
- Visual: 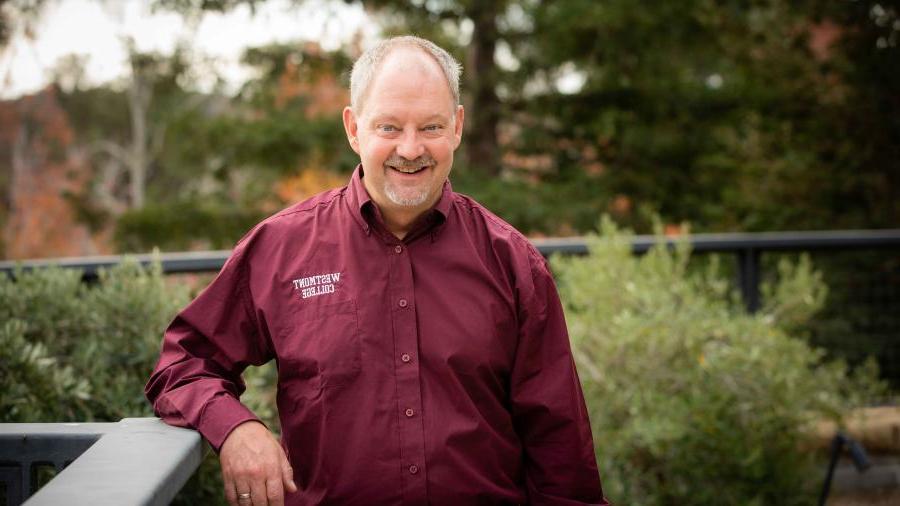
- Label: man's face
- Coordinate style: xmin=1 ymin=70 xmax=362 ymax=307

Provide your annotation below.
xmin=343 ymin=47 xmax=464 ymax=216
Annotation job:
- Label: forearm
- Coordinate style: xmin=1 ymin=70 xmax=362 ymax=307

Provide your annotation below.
xmin=512 ymin=252 xmax=608 ymax=504
xmin=147 ymin=367 xmax=262 ymax=451
xmin=515 ymin=357 xmax=606 ymax=504
xmin=145 ymin=311 xmax=268 ymax=450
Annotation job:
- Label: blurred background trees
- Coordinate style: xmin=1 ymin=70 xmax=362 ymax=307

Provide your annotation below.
xmin=1 ymin=0 xmax=897 ymax=256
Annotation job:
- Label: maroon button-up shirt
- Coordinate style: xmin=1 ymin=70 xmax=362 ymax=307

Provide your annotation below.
xmin=146 ymin=166 xmax=608 ymax=505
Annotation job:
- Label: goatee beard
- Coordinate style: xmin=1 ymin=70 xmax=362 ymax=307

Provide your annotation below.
xmin=384 ymin=183 xmax=430 ymax=207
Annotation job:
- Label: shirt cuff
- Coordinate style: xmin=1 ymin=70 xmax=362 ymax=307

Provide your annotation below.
xmin=198 ymin=393 xmax=262 ymax=452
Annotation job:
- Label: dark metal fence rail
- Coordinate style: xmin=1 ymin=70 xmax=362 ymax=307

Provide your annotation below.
xmin=2 ymin=229 xmax=899 ymax=312
xmin=0 ymin=418 xmax=202 ymax=506
xmin=536 ymin=229 xmax=900 ymax=311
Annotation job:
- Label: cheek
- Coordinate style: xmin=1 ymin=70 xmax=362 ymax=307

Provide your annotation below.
xmin=364 ymin=141 xmax=394 ymax=162
xmin=430 ymin=140 xmax=456 ymax=161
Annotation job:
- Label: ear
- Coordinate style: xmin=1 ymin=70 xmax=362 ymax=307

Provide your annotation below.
xmin=342 ymin=106 xmax=360 ymax=154
xmin=452 ymin=105 xmax=465 ymax=149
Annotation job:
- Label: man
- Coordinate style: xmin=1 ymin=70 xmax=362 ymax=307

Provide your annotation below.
xmin=146 ymin=35 xmax=608 ymax=506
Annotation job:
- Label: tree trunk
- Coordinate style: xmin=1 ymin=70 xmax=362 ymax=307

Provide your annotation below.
xmin=464 ymin=2 xmax=501 ymax=177
xmin=127 ymin=60 xmax=150 ymax=209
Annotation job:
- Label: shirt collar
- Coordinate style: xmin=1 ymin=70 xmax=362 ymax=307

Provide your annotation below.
xmin=346 ymin=163 xmax=453 ymax=238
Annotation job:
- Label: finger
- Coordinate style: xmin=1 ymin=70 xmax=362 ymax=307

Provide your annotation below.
xmin=266 ymin=478 xmax=285 ymax=506
xmin=222 ymin=471 xmax=238 ymax=506
xmin=235 ymin=478 xmax=253 ymax=506
xmin=237 ymin=491 xmax=253 ymax=506
xmin=280 ymin=456 xmax=297 ymax=493
xmin=250 ymin=477 xmax=269 ymax=506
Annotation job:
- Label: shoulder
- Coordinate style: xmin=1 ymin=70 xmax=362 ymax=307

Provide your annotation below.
xmin=234 ymin=186 xmax=347 ymax=249
xmin=260 ymin=186 xmax=346 ymax=232
xmin=450 ymin=192 xmax=546 ymax=267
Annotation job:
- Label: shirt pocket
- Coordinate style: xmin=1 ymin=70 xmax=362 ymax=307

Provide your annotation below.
xmin=277 ymin=298 xmax=361 ymax=390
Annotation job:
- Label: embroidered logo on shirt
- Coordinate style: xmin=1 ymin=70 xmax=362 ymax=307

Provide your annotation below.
xmin=292 ymin=272 xmax=342 ymax=299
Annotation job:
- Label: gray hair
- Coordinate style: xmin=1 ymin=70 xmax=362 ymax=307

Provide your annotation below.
xmin=350 ymin=35 xmax=462 ymax=114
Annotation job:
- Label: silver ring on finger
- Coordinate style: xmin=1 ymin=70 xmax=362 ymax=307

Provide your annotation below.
xmin=237 ymin=492 xmax=251 ymax=501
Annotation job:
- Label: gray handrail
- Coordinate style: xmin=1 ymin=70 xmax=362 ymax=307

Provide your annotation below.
xmin=0 ymin=418 xmax=202 ymax=506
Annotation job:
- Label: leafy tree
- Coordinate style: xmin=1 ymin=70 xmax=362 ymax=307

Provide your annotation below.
xmin=504 ymin=0 xmax=899 ymax=232
xmin=48 ymin=35 xmax=357 ymax=252
xmin=112 ymin=41 xmax=357 ymax=251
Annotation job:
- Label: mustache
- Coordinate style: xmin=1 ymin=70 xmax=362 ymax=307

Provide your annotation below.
xmin=385 ymin=154 xmax=436 ymax=169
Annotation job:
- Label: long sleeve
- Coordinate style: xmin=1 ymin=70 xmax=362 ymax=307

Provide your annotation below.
xmin=145 ymin=239 xmax=273 ymax=451
xmin=509 ymin=250 xmax=609 ymax=505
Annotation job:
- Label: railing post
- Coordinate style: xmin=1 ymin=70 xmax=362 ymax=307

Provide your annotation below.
xmin=0 ymin=467 xmax=24 ymax=506
xmin=737 ymin=248 xmax=761 ymax=313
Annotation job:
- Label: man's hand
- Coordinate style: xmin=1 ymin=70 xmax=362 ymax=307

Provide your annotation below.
xmin=220 ymin=420 xmax=298 ymax=506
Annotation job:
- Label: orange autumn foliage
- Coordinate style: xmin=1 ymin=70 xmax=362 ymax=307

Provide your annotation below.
xmin=0 ymin=87 xmax=112 ymax=260
xmin=274 ymin=166 xmax=347 ymax=205
xmin=275 ymin=42 xmax=348 ymax=118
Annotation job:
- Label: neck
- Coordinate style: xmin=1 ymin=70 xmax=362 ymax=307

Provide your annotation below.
xmin=381 ymin=208 xmax=423 ymax=240
xmin=369 ymin=192 xmax=441 ymax=241
xmin=379 ymin=191 xmax=442 ymax=239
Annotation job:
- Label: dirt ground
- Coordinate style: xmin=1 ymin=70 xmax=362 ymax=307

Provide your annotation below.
xmin=828 ymin=489 xmax=900 ymax=505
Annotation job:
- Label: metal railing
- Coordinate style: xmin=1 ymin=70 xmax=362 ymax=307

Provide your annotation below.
xmin=2 ymin=228 xmax=899 ymax=312
xmin=0 ymin=418 xmax=202 ymax=506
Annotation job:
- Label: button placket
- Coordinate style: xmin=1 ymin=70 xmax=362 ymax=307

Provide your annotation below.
xmin=389 ymin=238 xmax=427 ymax=500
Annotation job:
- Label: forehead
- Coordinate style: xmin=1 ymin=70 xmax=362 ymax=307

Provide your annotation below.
xmin=361 ymin=47 xmax=455 ymax=118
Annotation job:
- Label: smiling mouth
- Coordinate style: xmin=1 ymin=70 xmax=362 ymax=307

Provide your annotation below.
xmin=388 ymin=164 xmax=429 ymax=174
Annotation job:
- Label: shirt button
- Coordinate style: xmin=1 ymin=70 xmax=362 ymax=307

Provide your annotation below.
xmin=400 ymin=353 xmax=411 ymax=363
xmin=405 ymin=408 xmax=415 ymax=417
xmin=398 ymin=298 xmax=408 ymax=308
xmin=409 ymin=465 xmax=419 ymax=474
xmin=394 ymin=245 xmax=403 ymax=254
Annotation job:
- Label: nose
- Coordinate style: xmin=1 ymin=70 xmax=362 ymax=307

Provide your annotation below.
xmin=395 ymin=128 xmax=425 ymax=160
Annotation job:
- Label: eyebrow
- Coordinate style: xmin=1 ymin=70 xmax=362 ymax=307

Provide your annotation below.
xmin=370 ymin=114 xmax=450 ymax=124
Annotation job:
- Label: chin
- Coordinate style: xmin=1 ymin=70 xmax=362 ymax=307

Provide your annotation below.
xmin=385 ymin=186 xmax=431 ymax=207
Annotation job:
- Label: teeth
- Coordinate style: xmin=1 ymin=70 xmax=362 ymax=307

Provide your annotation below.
xmin=391 ymin=165 xmax=426 ymax=174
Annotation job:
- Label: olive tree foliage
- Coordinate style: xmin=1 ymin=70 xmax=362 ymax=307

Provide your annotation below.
xmin=552 ymin=219 xmax=885 ymax=505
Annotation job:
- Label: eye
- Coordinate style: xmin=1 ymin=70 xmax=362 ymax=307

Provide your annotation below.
xmin=422 ymin=124 xmax=442 ymax=132
xmin=378 ymin=124 xmax=398 ymax=133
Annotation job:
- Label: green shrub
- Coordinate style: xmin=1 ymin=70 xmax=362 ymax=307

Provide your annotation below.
xmin=0 ymin=260 xmax=190 ymax=421
xmin=115 ymin=201 xmax=264 ymax=253
xmin=0 ymin=318 xmax=91 ymax=422
xmin=552 ymin=218 xmax=885 ymax=505
xmin=0 ymin=261 xmax=232 ymax=504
